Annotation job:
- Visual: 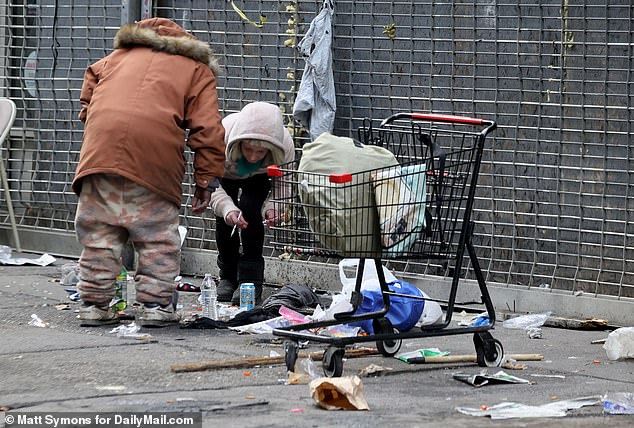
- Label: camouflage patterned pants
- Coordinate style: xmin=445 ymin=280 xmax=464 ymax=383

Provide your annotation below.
xmin=75 ymin=174 xmax=180 ymax=307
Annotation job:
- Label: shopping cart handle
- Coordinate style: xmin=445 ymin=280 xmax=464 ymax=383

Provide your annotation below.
xmin=267 ymin=165 xmax=283 ymax=177
xmin=330 ymin=174 xmax=352 ymax=184
xmin=380 ymin=112 xmax=495 ymax=127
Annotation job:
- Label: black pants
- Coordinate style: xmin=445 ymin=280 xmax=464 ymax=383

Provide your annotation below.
xmin=215 ymin=174 xmax=271 ymax=286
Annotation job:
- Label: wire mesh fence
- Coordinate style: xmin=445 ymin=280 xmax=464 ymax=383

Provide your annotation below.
xmin=1 ymin=0 xmax=633 ymax=300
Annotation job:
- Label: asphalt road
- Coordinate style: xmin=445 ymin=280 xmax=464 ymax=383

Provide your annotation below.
xmin=1 ymin=255 xmax=633 ymax=428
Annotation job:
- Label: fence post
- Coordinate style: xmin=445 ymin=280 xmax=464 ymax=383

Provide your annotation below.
xmin=121 ymin=0 xmax=142 ymax=24
xmin=141 ymin=0 xmax=153 ymax=19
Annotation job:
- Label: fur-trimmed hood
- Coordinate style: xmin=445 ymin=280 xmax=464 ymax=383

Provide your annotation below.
xmin=114 ymin=18 xmax=220 ymax=75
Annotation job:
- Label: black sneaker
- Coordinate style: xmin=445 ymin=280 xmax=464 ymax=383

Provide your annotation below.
xmin=217 ymin=279 xmax=237 ymax=302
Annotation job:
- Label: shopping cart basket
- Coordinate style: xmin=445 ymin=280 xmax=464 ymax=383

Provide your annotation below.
xmin=267 ymin=112 xmax=498 ymax=377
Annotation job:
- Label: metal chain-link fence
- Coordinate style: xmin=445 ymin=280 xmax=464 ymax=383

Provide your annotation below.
xmin=1 ymin=1 xmax=633 ymax=304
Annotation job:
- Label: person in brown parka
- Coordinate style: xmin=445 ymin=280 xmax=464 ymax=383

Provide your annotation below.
xmin=73 ymin=18 xmax=225 ymax=327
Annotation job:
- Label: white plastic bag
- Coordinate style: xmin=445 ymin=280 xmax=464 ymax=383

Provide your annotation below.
xmin=603 ymin=327 xmax=634 ymax=361
xmin=338 ymin=258 xmax=397 ymax=295
xmin=416 ymin=298 xmax=443 ymax=326
xmin=334 ymin=258 xmax=443 ymax=327
xmin=502 ymin=311 xmax=551 ymax=330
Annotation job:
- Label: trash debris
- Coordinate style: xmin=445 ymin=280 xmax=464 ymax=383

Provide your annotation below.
xmin=527 ymin=327 xmax=543 ymax=339
xmin=95 ymin=385 xmax=127 ymax=392
xmin=229 ymin=316 xmax=291 ymax=334
xmin=108 ymin=322 xmax=151 ymax=339
xmin=175 ymin=281 xmax=200 ymax=293
xmin=279 ymin=305 xmax=309 ymax=324
xmin=603 ymin=327 xmax=634 ymax=360
xmin=503 ymin=311 xmax=551 ymax=330
xmin=60 ymin=262 xmax=80 ymax=286
xmin=178 ymin=225 xmax=187 ymax=247
xmin=310 ymin=376 xmax=370 ymax=410
xmin=110 ymin=265 xmax=128 ymax=312
xmin=0 ymin=247 xmax=56 ymax=266
xmin=358 ymin=363 xmax=393 ymax=377
xmin=382 ymin=22 xmax=397 ymax=39
xmin=287 ymin=372 xmax=310 ymax=385
xmin=54 ymin=303 xmax=71 ymax=311
xmin=396 ymin=348 xmax=450 ymax=364
xmin=456 ymin=396 xmax=602 ymax=419
xmin=468 ymin=314 xmax=490 ymax=327
xmin=28 ymin=314 xmax=50 ymax=328
xmin=261 ymin=283 xmax=322 ymax=317
xmin=529 ymin=374 xmax=565 ymax=379
xmin=453 ymin=370 xmax=531 ymax=387
xmin=603 ymin=392 xmax=634 ymax=415
xmin=0 ymin=245 xmax=11 ymax=260
xmin=287 ymin=358 xmax=320 ymax=385
xmin=544 ymin=316 xmax=608 ymax=330
xmin=500 ymin=357 xmax=528 ymax=370
xmin=458 ymin=312 xmax=488 ymax=327
xmin=316 ymin=324 xmax=360 ymax=338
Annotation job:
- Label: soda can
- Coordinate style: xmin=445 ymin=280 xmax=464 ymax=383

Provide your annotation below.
xmin=240 ymin=283 xmax=256 ymax=310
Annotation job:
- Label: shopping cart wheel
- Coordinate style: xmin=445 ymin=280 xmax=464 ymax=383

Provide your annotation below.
xmin=322 ymin=346 xmax=344 ymax=377
xmin=284 ymin=340 xmax=299 ymax=372
xmin=473 ymin=332 xmax=504 ymax=367
xmin=373 ymin=317 xmax=402 ymax=357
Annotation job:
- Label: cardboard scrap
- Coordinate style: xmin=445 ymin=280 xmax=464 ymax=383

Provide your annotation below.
xmin=544 ymin=316 xmax=608 ymax=330
xmin=310 ymin=376 xmax=370 ymax=411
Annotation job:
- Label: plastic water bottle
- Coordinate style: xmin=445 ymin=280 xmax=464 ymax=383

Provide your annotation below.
xmin=112 ymin=266 xmax=127 ymax=311
xmin=201 ymin=274 xmax=218 ymax=319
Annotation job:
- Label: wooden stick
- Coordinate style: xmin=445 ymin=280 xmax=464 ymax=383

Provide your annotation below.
xmin=170 ymin=347 xmax=378 ymax=373
xmin=412 ymin=353 xmax=543 ymax=364
xmin=170 ymin=348 xmax=543 ymax=373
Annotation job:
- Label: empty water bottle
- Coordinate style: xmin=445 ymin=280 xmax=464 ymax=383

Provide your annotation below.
xmin=201 ymin=274 xmax=218 ymax=319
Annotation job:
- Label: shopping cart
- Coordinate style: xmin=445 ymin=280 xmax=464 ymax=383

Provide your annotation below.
xmin=267 ymin=112 xmax=498 ymax=377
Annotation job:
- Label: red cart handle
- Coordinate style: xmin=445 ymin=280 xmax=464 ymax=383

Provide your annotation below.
xmin=268 ymin=165 xmax=283 ymax=177
xmin=380 ymin=112 xmax=495 ymax=128
xmin=268 ymin=166 xmax=353 ymax=184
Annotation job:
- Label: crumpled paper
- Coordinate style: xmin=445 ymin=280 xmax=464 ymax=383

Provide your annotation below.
xmin=309 ymin=375 xmax=370 ymax=410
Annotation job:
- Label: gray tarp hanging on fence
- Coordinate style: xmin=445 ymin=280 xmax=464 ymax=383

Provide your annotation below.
xmin=292 ymin=0 xmax=336 ymax=141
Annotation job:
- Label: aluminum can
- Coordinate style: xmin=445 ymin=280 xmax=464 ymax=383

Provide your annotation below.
xmin=240 ymin=283 xmax=256 ymax=310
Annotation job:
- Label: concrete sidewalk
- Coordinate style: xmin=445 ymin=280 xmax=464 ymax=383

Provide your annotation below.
xmin=1 ymin=254 xmax=633 ymax=427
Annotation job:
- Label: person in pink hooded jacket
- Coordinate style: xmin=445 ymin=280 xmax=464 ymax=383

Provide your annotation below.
xmin=210 ymin=102 xmax=295 ymax=305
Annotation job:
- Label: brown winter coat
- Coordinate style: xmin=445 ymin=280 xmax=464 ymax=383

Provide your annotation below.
xmin=73 ymin=18 xmax=225 ymax=207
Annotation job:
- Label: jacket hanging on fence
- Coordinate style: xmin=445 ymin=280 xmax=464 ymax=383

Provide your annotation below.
xmin=292 ymin=0 xmax=336 ymax=141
